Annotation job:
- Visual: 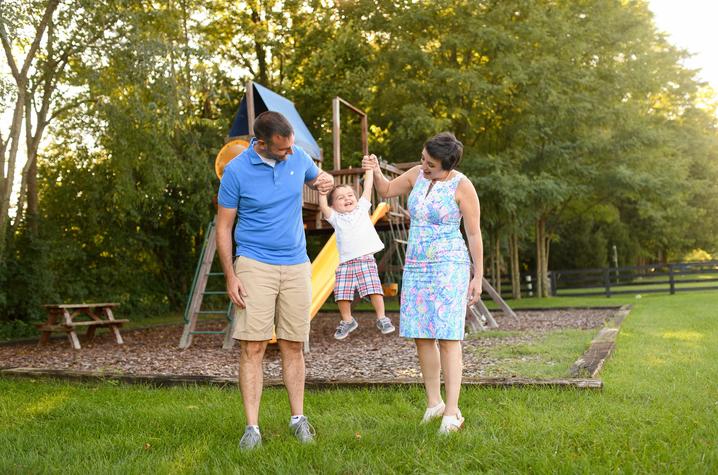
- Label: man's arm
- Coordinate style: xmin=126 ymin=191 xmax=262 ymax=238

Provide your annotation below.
xmin=216 ymin=205 xmax=247 ymax=308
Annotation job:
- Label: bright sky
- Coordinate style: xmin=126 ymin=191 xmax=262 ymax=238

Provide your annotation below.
xmin=648 ymin=0 xmax=718 ymax=91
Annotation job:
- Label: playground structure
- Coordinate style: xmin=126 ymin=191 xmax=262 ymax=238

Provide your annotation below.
xmin=179 ymin=82 xmax=515 ymax=349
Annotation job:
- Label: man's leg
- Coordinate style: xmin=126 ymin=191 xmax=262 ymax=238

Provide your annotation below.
xmin=239 ymin=340 xmax=269 ymax=426
xmin=275 ymin=261 xmax=314 ymax=443
xmin=277 ymin=339 xmax=305 ymax=416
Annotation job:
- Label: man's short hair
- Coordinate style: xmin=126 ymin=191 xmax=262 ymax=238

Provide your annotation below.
xmin=254 ymin=111 xmax=294 ymax=143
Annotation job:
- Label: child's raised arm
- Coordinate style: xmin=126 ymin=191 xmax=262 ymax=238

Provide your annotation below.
xmin=361 ymin=168 xmax=374 ymax=202
xmin=318 ymin=191 xmax=334 ymax=220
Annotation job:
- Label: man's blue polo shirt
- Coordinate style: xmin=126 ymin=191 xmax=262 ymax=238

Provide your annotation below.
xmin=217 ymin=139 xmax=320 ymax=265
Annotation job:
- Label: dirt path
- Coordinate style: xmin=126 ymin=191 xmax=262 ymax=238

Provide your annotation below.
xmin=0 ymin=309 xmax=614 ymax=380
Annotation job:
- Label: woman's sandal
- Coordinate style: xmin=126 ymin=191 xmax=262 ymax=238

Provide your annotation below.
xmin=438 ymin=411 xmax=464 ymax=434
xmin=421 ymin=401 xmax=446 ymax=424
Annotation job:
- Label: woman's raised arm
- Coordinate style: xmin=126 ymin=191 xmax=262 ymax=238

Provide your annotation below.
xmin=362 ymin=154 xmax=419 ymax=199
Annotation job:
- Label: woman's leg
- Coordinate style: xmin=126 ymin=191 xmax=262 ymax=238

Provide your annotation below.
xmin=415 ymin=338 xmax=442 ymax=407
xmin=438 ymin=339 xmax=463 ymax=416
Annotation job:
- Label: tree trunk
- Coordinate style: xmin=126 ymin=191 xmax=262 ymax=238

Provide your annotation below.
xmin=535 ymin=217 xmax=551 ymax=298
xmin=0 ymin=0 xmax=60 ymax=254
xmin=0 ymin=92 xmax=25 ymax=254
xmin=535 ymin=219 xmax=543 ymax=298
xmin=493 ymin=234 xmax=502 ymax=294
xmin=509 ymin=231 xmax=521 ymax=300
xmin=251 ymin=9 xmax=268 ymax=85
xmin=543 ymin=230 xmax=551 ymax=297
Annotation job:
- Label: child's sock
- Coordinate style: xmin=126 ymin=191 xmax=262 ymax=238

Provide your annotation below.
xmin=290 ymin=415 xmax=304 ymax=425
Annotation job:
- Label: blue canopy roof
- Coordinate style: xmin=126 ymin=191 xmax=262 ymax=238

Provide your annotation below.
xmin=228 ymin=83 xmax=322 ymax=161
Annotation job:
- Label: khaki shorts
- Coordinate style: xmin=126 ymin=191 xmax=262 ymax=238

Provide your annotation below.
xmin=231 ymin=256 xmax=311 ymax=342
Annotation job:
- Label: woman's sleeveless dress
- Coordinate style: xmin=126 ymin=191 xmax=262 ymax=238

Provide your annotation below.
xmin=399 ymin=170 xmax=471 ymax=340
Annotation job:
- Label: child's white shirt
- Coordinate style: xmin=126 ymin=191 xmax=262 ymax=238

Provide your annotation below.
xmin=326 ymin=197 xmax=385 ymax=263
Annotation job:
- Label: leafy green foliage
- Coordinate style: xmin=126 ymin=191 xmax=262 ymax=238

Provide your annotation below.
xmin=2 ymin=0 xmax=717 ymax=321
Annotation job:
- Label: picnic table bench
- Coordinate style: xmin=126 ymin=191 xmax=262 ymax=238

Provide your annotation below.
xmin=37 ymin=303 xmax=129 ymax=350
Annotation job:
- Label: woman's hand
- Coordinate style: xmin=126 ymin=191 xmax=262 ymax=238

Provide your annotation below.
xmin=362 ymin=154 xmax=379 ymax=171
xmin=467 ymin=276 xmax=482 ymax=306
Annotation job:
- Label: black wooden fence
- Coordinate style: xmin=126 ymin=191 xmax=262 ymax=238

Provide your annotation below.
xmin=484 ymin=274 xmax=538 ymax=300
xmin=549 ymin=260 xmax=718 ymax=297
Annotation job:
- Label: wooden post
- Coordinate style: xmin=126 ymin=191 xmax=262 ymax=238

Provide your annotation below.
xmin=668 ymin=264 xmax=675 ymax=294
xmin=361 ymin=114 xmax=368 ymax=156
xmin=332 ymin=97 xmax=341 ymax=170
xmin=474 ymin=299 xmax=499 ymax=328
xmin=222 ymin=310 xmax=236 ymax=350
xmin=550 ymin=271 xmax=558 ymax=296
xmin=64 ymin=308 xmax=81 ymax=350
xmin=482 ymin=278 xmax=518 ymax=322
xmin=180 ymin=220 xmax=219 ymax=349
xmin=246 ymin=81 xmax=255 ymax=136
xmin=104 ymin=306 xmax=124 ymax=345
xmin=604 ymin=268 xmax=611 ymax=298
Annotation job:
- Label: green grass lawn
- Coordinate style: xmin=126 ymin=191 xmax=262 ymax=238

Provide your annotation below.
xmin=472 ymin=328 xmax=598 ymax=378
xmin=2 ymin=292 xmax=717 ymax=473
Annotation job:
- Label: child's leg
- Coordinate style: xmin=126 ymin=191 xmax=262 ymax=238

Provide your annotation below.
xmin=369 ymin=294 xmax=385 ymax=320
xmin=337 ymin=300 xmax=353 ymax=322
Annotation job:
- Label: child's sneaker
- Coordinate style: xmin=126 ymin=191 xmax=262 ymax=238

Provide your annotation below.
xmin=334 ymin=317 xmax=358 ymax=340
xmin=376 ymin=316 xmax=395 ymax=334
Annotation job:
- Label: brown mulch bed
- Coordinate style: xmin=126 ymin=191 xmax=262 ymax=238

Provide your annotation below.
xmin=0 ymin=308 xmax=615 ymax=381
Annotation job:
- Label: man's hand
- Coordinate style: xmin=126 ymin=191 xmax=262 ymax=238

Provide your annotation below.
xmin=362 ymin=154 xmax=379 ymax=171
xmin=314 ymin=171 xmax=334 ymax=193
xmin=467 ymin=277 xmax=482 ymax=306
xmin=226 ymin=274 xmax=248 ymax=308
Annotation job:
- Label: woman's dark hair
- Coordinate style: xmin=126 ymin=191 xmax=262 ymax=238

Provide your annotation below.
xmin=424 ymin=132 xmax=463 ymax=170
xmin=253 ymin=111 xmax=293 ymax=143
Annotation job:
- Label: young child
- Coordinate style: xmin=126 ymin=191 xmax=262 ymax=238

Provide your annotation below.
xmin=318 ymin=168 xmax=395 ymax=340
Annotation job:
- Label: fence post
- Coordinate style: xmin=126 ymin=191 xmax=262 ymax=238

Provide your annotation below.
xmin=668 ymin=264 xmax=675 ymax=295
xmin=550 ymin=272 xmax=558 ymax=296
xmin=604 ymin=268 xmax=611 ymax=297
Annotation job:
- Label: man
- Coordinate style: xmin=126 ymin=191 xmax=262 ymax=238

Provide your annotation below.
xmin=216 ymin=111 xmax=333 ymax=450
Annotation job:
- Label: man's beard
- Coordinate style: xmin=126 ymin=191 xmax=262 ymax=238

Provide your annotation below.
xmin=265 ymin=150 xmax=287 ymax=161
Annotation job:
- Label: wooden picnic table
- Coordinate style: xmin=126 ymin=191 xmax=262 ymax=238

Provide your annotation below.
xmin=37 ymin=303 xmax=129 ymax=350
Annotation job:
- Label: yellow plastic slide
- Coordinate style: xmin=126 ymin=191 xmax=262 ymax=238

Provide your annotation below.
xmin=310 ymin=202 xmax=391 ymax=318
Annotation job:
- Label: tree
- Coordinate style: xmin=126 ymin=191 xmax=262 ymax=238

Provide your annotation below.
xmin=0 ymin=0 xmax=121 ymax=252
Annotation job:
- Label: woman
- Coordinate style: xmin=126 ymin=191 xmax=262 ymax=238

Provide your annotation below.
xmin=363 ymin=132 xmax=483 ymax=434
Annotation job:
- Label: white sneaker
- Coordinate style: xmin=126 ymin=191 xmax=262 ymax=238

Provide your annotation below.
xmin=421 ymin=401 xmax=445 ymax=424
xmin=438 ymin=411 xmax=464 ymax=434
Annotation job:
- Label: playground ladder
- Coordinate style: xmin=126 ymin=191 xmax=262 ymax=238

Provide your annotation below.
xmin=179 ymin=218 xmax=236 ymax=349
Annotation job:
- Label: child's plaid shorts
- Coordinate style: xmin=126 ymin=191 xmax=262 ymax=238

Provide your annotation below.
xmin=334 ymin=254 xmax=384 ymax=301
